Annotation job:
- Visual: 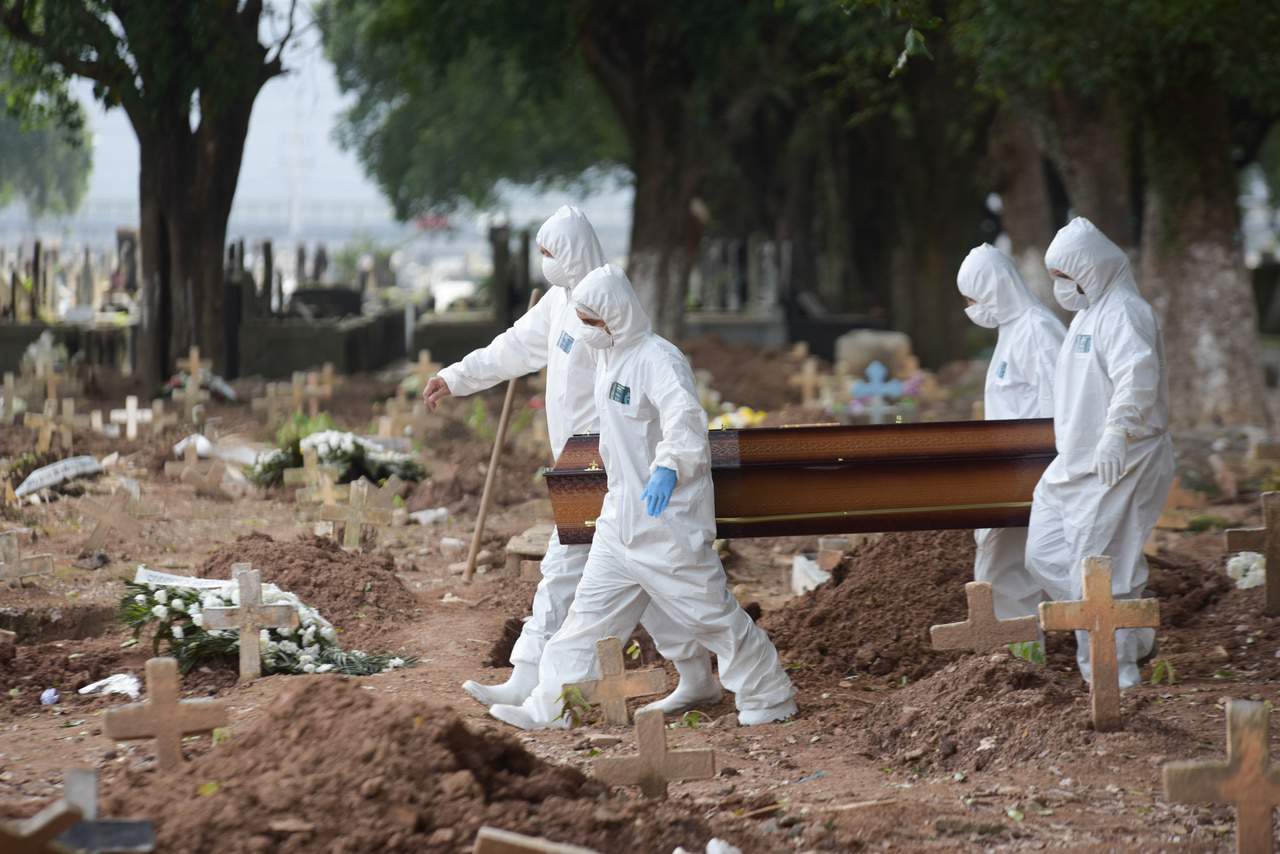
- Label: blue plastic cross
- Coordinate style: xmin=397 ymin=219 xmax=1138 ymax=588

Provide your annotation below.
xmin=851 ymin=360 xmax=903 ymax=424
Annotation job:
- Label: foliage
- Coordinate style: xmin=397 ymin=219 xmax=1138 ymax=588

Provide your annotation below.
xmin=557 ymin=684 xmax=591 ymax=727
xmin=1008 ymin=640 xmax=1045 ymax=666
xmin=120 ymin=579 xmax=414 ymax=677
xmin=0 ymin=97 xmax=90 ymax=215
xmin=251 ymin=421 xmax=426 ymax=487
xmin=1149 ymin=658 xmax=1177 ymax=686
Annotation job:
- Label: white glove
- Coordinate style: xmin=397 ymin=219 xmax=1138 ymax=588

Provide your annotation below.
xmin=1093 ymin=429 xmax=1128 ymax=487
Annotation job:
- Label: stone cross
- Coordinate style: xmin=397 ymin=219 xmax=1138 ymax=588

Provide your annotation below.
xmin=81 ymin=492 xmax=143 ymax=552
xmin=1 ymin=371 xmax=16 ymax=423
xmin=788 ymin=357 xmax=821 ymax=407
xmin=298 ymin=469 xmax=349 ymax=508
xmin=473 ymin=826 xmax=601 ymax=854
xmin=1226 ymin=492 xmax=1280 ymax=616
xmin=251 ymin=383 xmax=286 ymax=424
xmin=109 ymin=396 xmax=152 ymax=440
xmin=102 ymin=657 xmax=229 ymax=771
xmin=203 ymin=564 xmax=298 ymax=681
xmin=593 ymin=707 xmax=715 ymax=798
xmin=163 ymin=441 xmax=202 ymax=479
xmin=1164 ymin=699 xmax=1280 ymax=854
xmin=320 ymin=478 xmax=391 ymax=549
xmin=851 ymin=360 xmax=903 ymax=425
xmin=1039 ymin=556 xmax=1160 ymax=732
xmin=56 ymin=768 xmax=156 ymax=853
xmin=565 ymin=636 xmax=668 ymax=726
xmin=0 ymin=801 xmax=83 ymax=854
xmin=303 ymin=371 xmax=328 ymax=417
xmin=175 ymin=345 xmax=212 ymax=378
xmin=0 ymin=531 xmax=55 ymax=586
xmin=930 ymin=581 xmax=1040 ymax=652
xmin=283 ymin=447 xmax=336 ymax=490
xmin=148 ymin=400 xmax=177 ymax=434
xmin=289 ymin=372 xmax=307 ymax=414
xmin=171 ymin=373 xmax=209 ymax=421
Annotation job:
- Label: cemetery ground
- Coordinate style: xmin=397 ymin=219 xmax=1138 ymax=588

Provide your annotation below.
xmin=0 ymin=340 xmax=1277 ymax=852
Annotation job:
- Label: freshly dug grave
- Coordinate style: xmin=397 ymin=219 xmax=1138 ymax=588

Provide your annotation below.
xmin=105 ymin=678 xmax=749 ymax=854
xmin=0 ymin=635 xmax=134 ymax=716
xmin=199 ymin=533 xmax=418 ymax=646
xmin=681 ymin=334 xmax=807 ymax=412
xmin=761 ymin=530 xmax=973 ymax=683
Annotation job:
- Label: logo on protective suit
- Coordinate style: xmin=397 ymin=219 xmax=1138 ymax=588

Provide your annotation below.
xmin=557 ymin=331 xmax=574 ymax=354
xmin=996 ymin=361 xmax=1008 ymax=379
xmin=608 ymin=382 xmax=631 ymax=405
xmin=1074 ymin=334 xmax=1092 ymax=354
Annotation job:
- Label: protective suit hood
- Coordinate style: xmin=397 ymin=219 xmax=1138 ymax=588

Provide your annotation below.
xmin=1044 ymin=217 xmax=1131 ymax=308
xmin=535 ymin=205 xmax=607 ymax=290
xmin=957 ymin=243 xmax=1043 ymax=326
xmin=573 ymin=264 xmax=652 ymax=349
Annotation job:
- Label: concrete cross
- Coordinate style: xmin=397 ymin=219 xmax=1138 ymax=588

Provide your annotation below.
xmin=1226 ymin=492 xmax=1280 ymax=616
xmin=283 ymin=447 xmax=336 ymax=490
xmin=56 ymin=768 xmax=155 ymax=853
xmin=163 ymin=441 xmax=202 ymax=479
xmin=1039 ymin=556 xmax=1160 ymax=732
xmin=0 ymin=530 xmax=54 ymax=586
xmin=1164 ymin=699 xmax=1280 ymax=854
xmin=102 ymin=657 xmax=229 ymax=771
xmin=565 ymin=637 xmax=668 ymax=726
xmin=175 ymin=345 xmax=211 ymax=377
xmin=930 ymin=581 xmax=1040 ymax=652
xmin=851 ymin=360 xmax=903 ymax=425
xmin=81 ymin=492 xmax=143 ymax=552
xmin=181 ymin=460 xmax=229 ymax=499
xmin=109 ymin=396 xmax=152 ymax=440
xmin=303 ymin=371 xmax=328 ymax=417
xmin=148 ymin=400 xmax=177 ymax=434
xmin=171 ymin=373 xmax=209 ymax=421
xmin=298 ymin=469 xmax=349 ymax=508
xmin=788 ymin=357 xmax=821 ymax=408
xmin=473 ymin=826 xmax=601 ymax=854
xmin=203 ymin=564 xmax=298 ymax=681
xmin=25 ymin=399 xmax=74 ymax=454
xmin=320 ymin=478 xmax=391 ymax=549
xmin=0 ymin=801 xmax=83 ymax=854
xmin=251 ymin=383 xmax=285 ymax=424
xmin=289 ymin=372 xmax=307 ymax=414
xmin=593 ymin=707 xmax=715 ymax=798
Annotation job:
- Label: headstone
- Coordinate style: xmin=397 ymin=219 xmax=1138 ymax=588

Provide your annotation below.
xmin=565 ymin=637 xmax=667 ymax=726
xmin=251 ymin=383 xmax=286 ymax=425
xmin=109 ymin=396 xmax=152 ymax=441
xmin=1226 ymin=492 xmax=1280 ymax=616
xmin=320 ymin=479 xmax=391 ymax=549
xmin=102 ymin=657 xmax=229 ymax=771
xmin=505 ymin=524 xmax=554 ymax=575
xmin=203 ymin=564 xmax=298 ymax=682
xmin=1163 ymin=699 xmax=1280 ymax=854
xmin=930 ymin=582 xmax=1040 ymax=651
xmin=81 ymin=492 xmax=143 ymax=552
xmin=56 ymin=768 xmax=155 ymax=853
xmin=473 ymin=826 xmax=601 ymax=854
xmin=0 ymin=802 xmax=83 ymax=854
xmin=851 ymin=361 xmax=903 ymax=425
xmin=0 ymin=531 xmax=55 ymax=586
xmin=1038 ymin=556 xmax=1160 ymax=732
xmin=788 ymin=357 xmax=821 ymax=408
xmin=834 ymin=329 xmax=914 ymax=379
xmin=593 ymin=707 xmax=715 ymax=798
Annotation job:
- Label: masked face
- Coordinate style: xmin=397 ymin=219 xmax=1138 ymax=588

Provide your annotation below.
xmin=1053 ymin=277 xmax=1089 ymax=311
xmin=578 ymin=322 xmax=613 ymax=350
xmin=542 ymin=255 xmax=571 ymax=289
xmin=964 ymin=303 xmax=999 ymax=329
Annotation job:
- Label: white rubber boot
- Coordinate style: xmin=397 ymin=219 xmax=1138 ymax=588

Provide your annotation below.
xmin=489 ymin=702 xmax=566 ymax=731
xmin=462 ymin=661 xmax=539 ymax=707
xmin=738 ymin=698 xmax=798 ymax=726
xmin=640 ymin=654 xmax=723 ymax=715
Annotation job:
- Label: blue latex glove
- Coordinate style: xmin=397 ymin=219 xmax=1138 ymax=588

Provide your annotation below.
xmin=641 ymin=466 xmax=677 ymax=518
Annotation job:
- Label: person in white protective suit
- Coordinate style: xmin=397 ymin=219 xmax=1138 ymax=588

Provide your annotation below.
xmin=424 ymin=206 xmax=718 ymax=713
xmin=487 ymin=263 xmax=798 ymax=730
xmin=957 ymin=244 xmax=1066 ymax=625
xmin=1025 ymin=217 xmax=1174 ymax=688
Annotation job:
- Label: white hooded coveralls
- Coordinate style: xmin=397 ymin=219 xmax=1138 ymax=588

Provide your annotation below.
xmin=437 ymin=207 xmax=699 ymax=669
xmin=516 ymin=264 xmax=796 ymax=726
xmin=1026 ymin=217 xmax=1174 ymax=687
xmin=957 ymin=244 xmax=1066 ymax=621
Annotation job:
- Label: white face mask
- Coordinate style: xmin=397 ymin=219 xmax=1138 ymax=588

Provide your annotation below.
xmin=542 ymin=255 xmax=571 ymax=289
xmin=1054 ymin=278 xmax=1089 ymax=311
xmin=578 ymin=322 xmax=613 ymax=350
xmin=964 ymin=303 xmax=999 ymax=329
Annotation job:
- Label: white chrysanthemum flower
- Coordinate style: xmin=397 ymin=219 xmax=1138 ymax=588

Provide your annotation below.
xmin=171 ymin=624 xmax=185 ymax=640
xmin=150 ymin=605 xmax=170 ymax=620
xmin=191 ymin=613 xmax=204 ymax=628
xmin=321 ymin=626 xmax=337 ymax=642
xmin=278 ymin=640 xmax=299 ymax=655
xmin=1227 ymin=552 xmax=1265 ymax=590
xmin=259 ymin=629 xmax=271 ymax=644
xmin=170 ymin=600 xmax=186 ymax=614
xmin=388 ymin=657 xmax=405 ymax=669
xmin=303 ymin=644 xmax=320 ymax=658
xmin=316 ymin=664 xmax=334 ymax=673
xmin=134 ymin=594 xmax=147 ymax=605
xmin=302 ymin=625 xmax=317 ymax=644
xmin=302 ymin=663 xmax=317 ymax=673
xmin=153 ymin=589 xmax=168 ymax=605
xmin=298 ymin=653 xmax=315 ymax=665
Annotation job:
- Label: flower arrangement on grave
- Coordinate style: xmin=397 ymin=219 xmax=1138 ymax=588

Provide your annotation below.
xmin=1227 ymin=551 xmax=1265 ymax=590
xmin=119 ymin=574 xmax=413 ymax=676
xmin=708 ymin=405 xmax=767 ymax=430
xmin=250 ymin=413 xmax=425 ymax=486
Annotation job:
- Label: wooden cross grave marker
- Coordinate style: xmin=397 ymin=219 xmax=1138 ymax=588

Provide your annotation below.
xmin=320 ymin=362 xmax=338 ymax=394
xmin=788 ymin=357 xmax=821 ymax=408
xmin=1164 ymin=699 xmax=1280 ymax=854
xmin=203 ymin=564 xmax=298 ymax=681
xmin=288 ymin=372 xmax=307 ymax=414
xmin=25 ymin=399 xmax=74 ymax=454
xmin=171 ymin=373 xmax=209 ymax=422
xmin=1226 ymin=492 xmax=1280 ymax=616
xmin=283 ymin=447 xmax=337 ymax=491
xmin=250 ymin=383 xmax=286 ymax=424
xmin=109 ymin=396 xmax=152 ymax=441
xmin=1 ymin=530 xmax=55 ymax=586
xmin=0 ymin=801 xmax=82 ymax=854
xmin=181 ymin=459 xmax=229 ymax=499
xmin=593 ymin=707 xmax=715 ymax=799
xmin=163 ymin=441 xmax=202 ymax=480
xmin=56 ymin=768 xmax=155 ymax=853
xmin=297 ymin=468 xmax=349 ymax=508
xmin=320 ymin=478 xmax=391 ymax=549
xmin=81 ymin=492 xmax=143 ymax=552
xmin=148 ymin=400 xmax=177 ymax=435
xmin=565 ymin=636 xmax=667 ymax=726
xmin=930 ymin=581 xmax=1040 ymax=652
xmin=102 ymin=657 xmax=229 ymax=771
xmin=302 ymin=371 xmax=329 ymax=417
xmin=175 ymin=345 xmax=212 ymax=378
xmin=473 ymin=826 xmax=601 ymax=854
xmin=1038 ymin=556 xmax=1160 ymax=732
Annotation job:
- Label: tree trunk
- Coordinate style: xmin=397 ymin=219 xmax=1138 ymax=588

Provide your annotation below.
xmin=1140 ymin=75 xmax=1269 ymax=430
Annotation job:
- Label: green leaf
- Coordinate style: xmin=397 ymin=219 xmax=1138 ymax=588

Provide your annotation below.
xmin=625 ymin=640 xmax=641 ymax=660
xmin=197 ymin=781 xmax=220 ymax=797
xmin=680 ymin=710 xmax=704 ymax=729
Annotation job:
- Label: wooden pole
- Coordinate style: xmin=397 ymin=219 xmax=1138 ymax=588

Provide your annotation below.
xmin=463 ymin=288 xmax=542 ymax=583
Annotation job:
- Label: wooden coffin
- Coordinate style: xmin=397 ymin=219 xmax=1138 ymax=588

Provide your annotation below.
xmin=545 ymin=418 xmax=1056 ymax=545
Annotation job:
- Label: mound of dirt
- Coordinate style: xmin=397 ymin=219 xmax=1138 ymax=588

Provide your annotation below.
xmin=199 ymin=533 xmax=418 ymax=646
xmin=859 ymin=655 xmax=1193 ymax=773
xmin=680 ymin=334 xmax=808 ymax=412
xmin=105 ymin=678 xmax=744 ymax=854
xmin=1145 ymin=553 xmax=1232 ymax=627
xmin=760 ymin=531 xmax=973 ymax=683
